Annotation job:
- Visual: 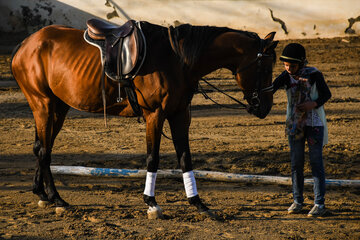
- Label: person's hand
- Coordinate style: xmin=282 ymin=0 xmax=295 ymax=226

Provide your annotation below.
xmin=297 ymin=101 xmax=317 ymax=112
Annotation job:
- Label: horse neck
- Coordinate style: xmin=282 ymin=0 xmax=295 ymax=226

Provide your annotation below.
xmin=189 ymin=33 xmax=257 ymax=81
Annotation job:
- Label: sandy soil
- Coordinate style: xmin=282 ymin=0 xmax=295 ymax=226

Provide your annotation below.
xmin=0 ymin=36 xmax=360 ymax=239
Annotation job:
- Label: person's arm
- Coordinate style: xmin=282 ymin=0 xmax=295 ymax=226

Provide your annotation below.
xmin=297 ymin=71 xmax=331 ymax=112
xmin=312 ymin=71 xmax=332 ymax=108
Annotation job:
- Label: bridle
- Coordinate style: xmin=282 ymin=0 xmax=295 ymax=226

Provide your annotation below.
xmin=199 ymin=40 xmax=274 ymax=112
xmin=234 ymin=40 xmax=274 ymax=112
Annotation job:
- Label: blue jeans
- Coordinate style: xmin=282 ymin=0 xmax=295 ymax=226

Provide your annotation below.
xmin=288 ymin=126 xmax=326 ymax=205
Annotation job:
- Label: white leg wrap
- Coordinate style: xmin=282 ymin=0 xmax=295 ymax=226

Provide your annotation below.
xmin=144 ymin=172 xmax=157 ymax=197
xmin=183 ymin=171 xmax=198 ymax=198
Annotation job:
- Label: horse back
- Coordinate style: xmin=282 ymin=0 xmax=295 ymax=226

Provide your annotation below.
xmin=12 ymin=25 xmax=107 ymax=111
xmin=11 ymin=23 xmax=190 ymax=116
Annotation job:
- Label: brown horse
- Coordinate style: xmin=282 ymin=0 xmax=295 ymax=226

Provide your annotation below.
xmin=11 ymin=20 xmax=278 ymax=217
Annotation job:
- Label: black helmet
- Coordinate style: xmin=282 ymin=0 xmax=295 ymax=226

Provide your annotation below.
xmin=279 ymin=43 xmax=306 ymax=63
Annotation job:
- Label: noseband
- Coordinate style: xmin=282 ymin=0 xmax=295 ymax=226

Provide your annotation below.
xmin=234 ymin=42 xmax=274 ymax=111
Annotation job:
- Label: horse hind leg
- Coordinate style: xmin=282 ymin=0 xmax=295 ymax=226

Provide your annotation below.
xmin=33 ymin=130 xmax=41 ymax=157
xmin=33 ymin=99 xmax=70 ymax=207
xmin=31 ymin=125 xmax=47 ymax=204
xmin=50 ymin=97 xmax=70 ymax=146
xmin=31 ymin=97 xmax=70 ymax=209
xmin=33 ymin=129 xmax=49 ymax=206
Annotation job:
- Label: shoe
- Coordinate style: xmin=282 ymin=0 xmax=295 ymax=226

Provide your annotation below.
xmin=308 ymin=204 xmax=327 ymax=217
xmin=288 ymin=202 xmax=303 ymax=214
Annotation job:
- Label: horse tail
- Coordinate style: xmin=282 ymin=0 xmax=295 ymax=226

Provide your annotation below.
xmin=10 ymin=42 xmax=23 ymax=77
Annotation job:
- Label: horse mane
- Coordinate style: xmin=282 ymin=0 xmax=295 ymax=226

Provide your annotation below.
xmin=170 ymin=24 xmax=261 ymax=67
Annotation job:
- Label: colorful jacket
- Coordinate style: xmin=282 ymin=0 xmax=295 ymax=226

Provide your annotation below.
xmin=273 ymin=67 xmax=332 ymax=145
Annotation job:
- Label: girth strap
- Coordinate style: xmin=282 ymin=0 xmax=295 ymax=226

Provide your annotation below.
xmin=124 ymin=85 xmax=142 ymax=116
xmin=100 ymin=59 xmax=107 ymax=127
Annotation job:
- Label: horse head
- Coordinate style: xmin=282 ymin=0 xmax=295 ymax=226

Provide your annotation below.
xmin=233 ymin=32 xmax=278 ymax=119
xmin=168 ymin=25 xmax=278 ymax=119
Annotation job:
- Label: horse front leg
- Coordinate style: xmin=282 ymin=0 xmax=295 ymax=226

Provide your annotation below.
xmin=143 ymin=108 xmax=165 ymax=219
xmin=167 ymin=108 xmax=212 ymax=215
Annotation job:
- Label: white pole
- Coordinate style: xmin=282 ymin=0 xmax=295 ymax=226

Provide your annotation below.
xmin=50 ymin=166 xmax=360 ymax=187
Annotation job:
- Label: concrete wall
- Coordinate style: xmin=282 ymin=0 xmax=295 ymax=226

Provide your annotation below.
xmin=0 ymin=0 xmax=359 ymax=40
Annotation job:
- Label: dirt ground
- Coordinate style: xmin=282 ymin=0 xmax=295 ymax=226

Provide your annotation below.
xmin=0 ymin=34 xmax=360 ymax=239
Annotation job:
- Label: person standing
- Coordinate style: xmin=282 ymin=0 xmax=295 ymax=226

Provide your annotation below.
xmin=272 ymin=43 xmax=332 ymax=217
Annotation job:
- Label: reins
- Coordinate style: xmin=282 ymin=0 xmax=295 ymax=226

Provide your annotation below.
xmin=198 ymin=78 xmax=248 ymax=109
xmin=162 ymin=76 xmax=250 ymax=141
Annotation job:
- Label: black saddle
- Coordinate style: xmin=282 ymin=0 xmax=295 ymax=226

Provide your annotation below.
xmin=86 ymin=18 xmax=134 ymax=40
xmin=84 ymin=19 xmax=146 ymax=117
xmin=85 ymin=18 xmax=145 ymax=81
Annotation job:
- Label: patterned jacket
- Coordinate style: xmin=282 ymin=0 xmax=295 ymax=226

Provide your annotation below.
xmin=273 ymin=67 xmax=332 ymax=145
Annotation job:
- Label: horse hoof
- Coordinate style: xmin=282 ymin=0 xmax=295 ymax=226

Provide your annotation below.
xmin=55 ymin=206 xmax=68 ymax=215
xmin=147 ymin=205 xmax=164 ymax=219
xmin=38 ymin=200 xmax=50 ymax=208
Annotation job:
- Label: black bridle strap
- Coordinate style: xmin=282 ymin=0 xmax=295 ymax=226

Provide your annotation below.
xmin=260 ymin=84 xmax=274 ymax=93
xmin=198 ymin=39 xmax=274 ymax=111
xmin=198 ymin=78 xmax=247 ymax=109
xmin=236 ymin=53 xmax=263 ymax=73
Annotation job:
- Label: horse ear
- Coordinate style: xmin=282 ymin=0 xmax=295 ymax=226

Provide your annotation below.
xmin=264 ymin=32 xmax=276 ymax=42
xmin=264 ymin=41 xmax=279 ymax=52
xmin=266 ymin=40 xmax=279 ymax=52
xmin=263 ymin=32 xmax=278 ymax=52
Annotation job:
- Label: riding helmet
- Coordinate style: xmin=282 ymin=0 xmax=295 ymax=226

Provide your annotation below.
xmin=279 ymin=43 xmax=306 ymax=63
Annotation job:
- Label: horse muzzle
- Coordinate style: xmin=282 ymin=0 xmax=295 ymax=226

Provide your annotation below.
xmin=246 ymin=93 xmax=273 ymax=119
